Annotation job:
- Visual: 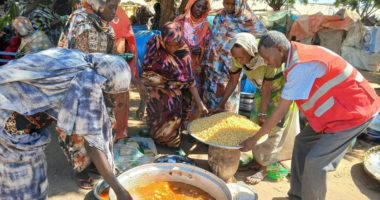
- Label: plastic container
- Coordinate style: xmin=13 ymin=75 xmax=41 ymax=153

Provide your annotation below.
xmin=132 ymin=24 xmax=148 ymax=33
xmin=134 ymin=30 xmax=161 ymax=75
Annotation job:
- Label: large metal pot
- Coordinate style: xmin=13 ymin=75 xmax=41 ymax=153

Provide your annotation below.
xmin=108 ymin=163 xmax=232 ymax=200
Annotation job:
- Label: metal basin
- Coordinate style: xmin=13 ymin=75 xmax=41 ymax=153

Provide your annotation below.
xmin=108 ymin=163 xmax=232 ymax=200
xmin=363 ymin=145 xmax=380 ymax=182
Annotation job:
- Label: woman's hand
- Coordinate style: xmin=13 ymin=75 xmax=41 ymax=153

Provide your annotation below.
xmin=136 ymin=102 xmax=146 ymax=120
xmin=195 ymin=103 xmax=209 ymax=119
xmin=132 ymin=77 xmax=147 ymax=120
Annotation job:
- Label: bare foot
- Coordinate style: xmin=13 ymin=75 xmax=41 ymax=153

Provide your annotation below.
xmin=245 ymin=166 xmax=267 ymax=185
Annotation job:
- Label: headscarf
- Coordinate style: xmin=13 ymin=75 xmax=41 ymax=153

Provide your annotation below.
xmin=229 ymin=32 xmax=265 ymax=70
xmin=28 ymin=1 xmax=61 ymax=45
xmin=202 ymin=0 xmax=266 ymax=75
xmin=142 ymin=22 xmax=194 ymax=89
xmin=58 ymin=0 xmax=114 ymax=48
xmin=230 ymin=32 xmax=257 ymax=56
xmin=111 ymin=6 xmax=138 ymax=77
xmin=0 ymin=48 xmax=130 ymax=164
xmin=184 ymin=0 xmax=210 ymax=26
xmin=12 ymin=16 xmax=35 ymax=37
xmin=161 ymin=22 xmax=183 ymax=44
xmin=175 ymin=0 xmax=211 ymax=48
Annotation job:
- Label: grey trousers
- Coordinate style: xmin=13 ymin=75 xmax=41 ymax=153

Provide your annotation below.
xmin=288 ymin=118 xmax=373 ymax=200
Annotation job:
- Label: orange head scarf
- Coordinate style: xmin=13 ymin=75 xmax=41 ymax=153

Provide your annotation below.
xmin=184 ymin=0 xmax=210 ymax=27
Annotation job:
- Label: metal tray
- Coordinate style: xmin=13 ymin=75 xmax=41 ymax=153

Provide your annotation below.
xmin=187 ymin=120 xmax=268 ymax=150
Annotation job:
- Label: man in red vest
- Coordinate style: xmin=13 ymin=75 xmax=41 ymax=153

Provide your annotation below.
xmin=240 ymin=30 xmax=380 ymax=200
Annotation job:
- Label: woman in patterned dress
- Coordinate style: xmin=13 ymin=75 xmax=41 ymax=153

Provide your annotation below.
xmin=140 ymin=22 xmax=208 ymax=148
xmin=202 ymin=0 xmax=266 ymax=113
xmin=175 ymin=0 xmax=211 ymax=115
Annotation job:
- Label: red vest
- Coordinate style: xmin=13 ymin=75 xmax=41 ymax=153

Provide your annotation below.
xmin=285 ymin=42 xmax=380 ymax=133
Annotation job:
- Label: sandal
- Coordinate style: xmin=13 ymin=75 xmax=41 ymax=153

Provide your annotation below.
xmin=77 ymin=177 xmax=93 ymax=189
xmin=87 ymin=165 xmax=99 ymax=175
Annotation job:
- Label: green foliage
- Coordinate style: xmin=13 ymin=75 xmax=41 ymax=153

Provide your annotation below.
xmin=335 ymin=0 xmax=380 ymax=19
xmin=263 ymin=0 xmax=308 ymax=11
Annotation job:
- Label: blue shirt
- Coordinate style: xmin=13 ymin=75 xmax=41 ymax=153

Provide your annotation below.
xmin=281 ymin=48 xmax=326 ymax=100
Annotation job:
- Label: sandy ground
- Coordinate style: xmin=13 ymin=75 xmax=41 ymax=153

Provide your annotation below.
xmin=46 ymin=70 xmax=380 ymax=200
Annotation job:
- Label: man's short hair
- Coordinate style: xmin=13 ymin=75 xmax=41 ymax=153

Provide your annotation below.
xmin=258 ymin=31 xmax=290 ymax=50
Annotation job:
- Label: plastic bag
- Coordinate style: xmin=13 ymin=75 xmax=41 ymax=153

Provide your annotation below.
xmin=113 ymin=137 xmax=157 ymax=173
xmin=134 ymin=30 xmax=161 ymax=75
xmin=266 ymin=163 xmax=289 ymax=180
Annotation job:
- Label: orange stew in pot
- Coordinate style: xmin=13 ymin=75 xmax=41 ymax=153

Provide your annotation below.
xmin=100 ymin=181 xmax=215 ymax=200
xmin=131 ymin=181 xmax=215 ymax=200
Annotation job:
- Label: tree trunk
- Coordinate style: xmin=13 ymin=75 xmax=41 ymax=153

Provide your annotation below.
xmin=179 ymin=0 xmax=189 ymax=15
xmin=159 ymin=0 xmax=175 ymax=29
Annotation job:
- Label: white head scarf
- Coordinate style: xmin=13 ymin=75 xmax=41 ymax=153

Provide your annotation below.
xmin=230 ymin=32 xmax=265 ymax=69
xmin=229 ymin=32 xmax=258 ymax=56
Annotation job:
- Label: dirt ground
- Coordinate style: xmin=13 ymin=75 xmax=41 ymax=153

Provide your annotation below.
xmin=46 ymin=70 xmax=380 ymax=200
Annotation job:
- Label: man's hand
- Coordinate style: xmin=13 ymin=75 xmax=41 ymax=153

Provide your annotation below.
xmin=258 ymin=115 xmax=266 ymax=126
xmin=239 ymin=134 xmax=260 ymax=152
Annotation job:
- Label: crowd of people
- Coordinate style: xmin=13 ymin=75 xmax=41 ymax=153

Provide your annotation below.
xmin=0 ymin=0 xmax=379 ymax=200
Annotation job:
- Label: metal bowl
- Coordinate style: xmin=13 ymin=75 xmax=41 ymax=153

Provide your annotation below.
xmin=93 ymin=179 xmax=109 ymax=200
xmin=187 ymin=121 xmax=268 ymax=150
xmin=108 ymin=163 xmax=232 ymax=200
xmin=154 ymin=155 xmax=196 ymax=166
xmin=363 ymin=145 xmax=380 ymax=182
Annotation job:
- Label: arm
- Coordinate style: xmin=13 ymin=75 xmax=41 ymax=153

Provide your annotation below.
xmin=84 ymin=141 xmax=132 ymax=200
xmin=258 ymin=79 xmax=272 ymax=125
xmin=131 ymin=76 xmax=147 ymax=120
xmin=112 ymin=92 xmax=129 ymax=140
xmin=115 ymin=38 xmax=126 ymax=54
xmin=189 ymin=84 xmax=208 ymax=117
xmin=214 ymin=71 xmax=241 ymax=112
xmin=240 ymin=97 xmax=293 ymax=152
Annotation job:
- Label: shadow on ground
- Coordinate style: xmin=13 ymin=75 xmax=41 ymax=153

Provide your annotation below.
xmin=351 ymin=163 xmax=380 ymax=199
